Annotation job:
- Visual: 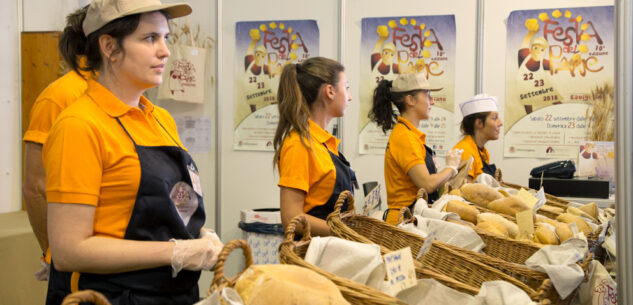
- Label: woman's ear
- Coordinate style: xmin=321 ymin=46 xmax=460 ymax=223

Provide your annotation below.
xmin=98 ymin=34 xmax=118 ymax=62
xmin=404 ymin=94 xmax=416 ymax=107
xmin=323 ymin=84 xmax=335 ymax=101
xmin=474 ymin=117 xmax=485 ymax=130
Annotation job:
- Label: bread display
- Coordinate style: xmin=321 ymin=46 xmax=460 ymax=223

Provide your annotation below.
xmin=567 ymin=206 xmax=598 ymax=223
xmin=556 ymin=213 xmax=592 ymax=235
xmin=477 ymin=220 xmax=509 ymax=237
xmin=477 ymin=213 xmax=519 ymax=239
xmin=444 ymin=200 xmax=479 ymax=224
xmin=487 ymin=196 xmax=531 ymax=217
xmin=539 ymin=204 xmax=565 ymax=215
xmin=460 ymin=183 xmax=503 ymax=207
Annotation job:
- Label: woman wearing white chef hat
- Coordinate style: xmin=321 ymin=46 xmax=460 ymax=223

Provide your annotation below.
xmin=453 ymin=94 xmax=503 ymax=181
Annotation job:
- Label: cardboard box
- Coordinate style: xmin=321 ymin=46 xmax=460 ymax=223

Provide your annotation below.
xmin=240 ymin=208 xmax=281 ymax=224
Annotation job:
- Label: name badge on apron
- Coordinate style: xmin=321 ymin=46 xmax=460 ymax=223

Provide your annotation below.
xmin=169 ymin=181 xmax=199 ymax=225
xmin=188 ymin=163 xmax=203 ymax=197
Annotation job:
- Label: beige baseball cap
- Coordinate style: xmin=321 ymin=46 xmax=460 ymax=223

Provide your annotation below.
xmin=391 ymin=72 xmax=442 ymax=93
xmin=83 ymin=0 xmax=192 ymax=37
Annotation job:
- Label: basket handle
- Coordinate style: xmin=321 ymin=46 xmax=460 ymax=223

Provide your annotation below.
xmin=397 ymin=207 xmax=415 ymax=225
xmin=61 ymin=290 xmax=112 ymax=305
xmin=283 ymin=214 xmax=312 ymax=244
xmin=416 ymin=188 xmax=429 ymax=202
xmin=328 ymin=190 xmax=355 ymax=222
xmin=494 ymin=168 xmax=503 ymax=182
xmin=209 ymin=239 xmax=254 ymax=295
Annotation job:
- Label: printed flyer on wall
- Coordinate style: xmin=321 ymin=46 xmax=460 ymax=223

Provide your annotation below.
xmin=233 ymin=20 xmax=319 ymax=151
xmin=504 ymin=6 xmax=614 ymax=158
xmin=358 ymin=15 xmax=456 ymax=155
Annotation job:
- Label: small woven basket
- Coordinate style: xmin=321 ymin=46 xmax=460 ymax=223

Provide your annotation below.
xmin=61 ymin=290 xmax=112 ymax=305
xmin=278 ymin=214 xmax=411 ymax=305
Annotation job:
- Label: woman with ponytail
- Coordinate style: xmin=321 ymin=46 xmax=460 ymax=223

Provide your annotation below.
xmin=274 ymin=57 xmax=355 ymax=236
xmin=369 ymin=72 xmax=463 ymax=225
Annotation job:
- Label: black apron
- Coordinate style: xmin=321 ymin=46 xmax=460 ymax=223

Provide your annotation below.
xmin=478 ymin=147 xmax=497 ymax=176
xmin=383 ymin=122 xmax=438 ymax=221
xmin=47 ymin=117 xmax=205 ymax=305
xmin=306 ymin=143 xmax=357 ymax=220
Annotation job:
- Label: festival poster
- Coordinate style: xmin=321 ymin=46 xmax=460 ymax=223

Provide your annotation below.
xmin=358 ymin=16 xmax=456 ymax=155
xmin=504 ymin=6 xmax=614 ymax=158
xmin=234 ymin=20 xmax=319 ymax=151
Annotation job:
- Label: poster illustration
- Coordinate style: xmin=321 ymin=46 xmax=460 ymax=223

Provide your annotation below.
xmin=234 ymin=20 xmax=319 ymax=151
xmin=358 ymin=15 xmax=456 ymax=155
xmin=504 ymin=6 xmax=614 ymax=158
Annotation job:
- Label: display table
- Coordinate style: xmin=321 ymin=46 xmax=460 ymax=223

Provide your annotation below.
xmin=0 ymin=211 xmax=48 ymax=304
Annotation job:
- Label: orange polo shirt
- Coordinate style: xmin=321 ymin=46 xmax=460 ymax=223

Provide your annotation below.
xmin=278 ymin=120 xmax=340 ymax=213
xmin=385 ymin=116 xmax=428 ymax=224
xmin=23 ymin=70 xmax=90 ymax=144
xmin=454 ymin=135 xmax=489 ymax=180
xmin=43 ymin=79 xmax=184 ymax=239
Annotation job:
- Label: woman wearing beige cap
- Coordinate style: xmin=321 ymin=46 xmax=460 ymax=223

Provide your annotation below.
xmin=43 ymin=1 xmax=222 ymax=304
xmin=370 ymin=72 xmax=463 ymax=225
xmin=454 ymin=94 xmax=503 ymax=182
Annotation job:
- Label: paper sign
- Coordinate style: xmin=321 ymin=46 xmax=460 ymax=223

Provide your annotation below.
xmin=384 ymin=247 xmax=417 ymax=295
xmin=416 ymin=230 xmax=437 ymax=260
xmin=534 ymin=187 xmax=546 ymax=210
xmin=361 ymin=184 xmax=381 ymax=216
xmin=516 ymin=210 xmax=535 ymax=239
xmin=517 ymin=188 xmax=538 ymax=209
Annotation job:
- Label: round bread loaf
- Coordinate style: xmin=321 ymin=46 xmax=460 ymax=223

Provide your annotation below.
xmin=460 ymin=183 xmax=503 ymax=207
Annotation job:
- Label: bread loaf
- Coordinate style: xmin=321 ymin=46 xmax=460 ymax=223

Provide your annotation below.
xmin=556 ymin=213 xmax=592 ymax=235
xmin=487 ymin=196 xmax=531 ymax=217
xmin=444 ymin=200 xmax=479 ymax=224
xmin=498 ymin=189 xmax=511 ymax=197
xmin=235 ymin=264 xmax=350 ymax=305
xmin=460 ymin=183 xmax=503 ymax=207
xmin=477 ymin=221 xmax=509 ymax=237
xmin=449 ymin=189 xmax=463 ymax=197
xmin=568 ymin=206 xmax=598 ymax=223
xmin=540 ymin=204 xmax=565 ymax=215
xmin=477 ymin=213 xmax=519 ymax=238
xmin=534 ymin=224 xmax=559 ymax=245
xmin=555 ymin=222 xmax=573 ymax=242
xmin=578 ymin=202 xmax=599 ymax=219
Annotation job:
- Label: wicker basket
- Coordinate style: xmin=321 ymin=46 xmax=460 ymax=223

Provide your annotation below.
xmin=278 ymin=215 xmax=410 ymax=305
xmin=326 ymin=191 xmax=558 ymax=302
xmin=61 ymin=290 xmax=112 ymax=305
xmin=208 ymin=239 xmax=254 ymax=295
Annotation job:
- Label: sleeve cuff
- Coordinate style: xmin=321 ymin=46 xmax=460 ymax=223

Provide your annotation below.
xmin=46 ymin=191 xmax=99 ymax=206
xmin=23 ymin=131 xmax=47 ymax=144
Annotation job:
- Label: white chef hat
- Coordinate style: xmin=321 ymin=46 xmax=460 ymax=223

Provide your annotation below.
xmin=459 ymin=94 xmax=498 ymax=117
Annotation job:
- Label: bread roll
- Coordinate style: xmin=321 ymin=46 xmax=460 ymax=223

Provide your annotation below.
xmin=477 ymin=213 xmax=519 ymax=238
xmin=557 ymin=213 xmax=592 ymax=235
xmin=498 ymin=189 xmax=511 ymax=197
xmin=449 ymin=189 xmax=463 ymax=197
xmin=534 ymin=224 xmax=559 ymax=245
xmin=444 ymin=200 xmax=479 ymax=224
xmin=540 ymin=204 xmax=565 ymax=215
xmin=555 ymin=222 xmax=573 ymax=242
xmin=487 ymin=196 xmax=531 ymax=217
xmin=477 ymin=221 xmax=509 ymax=237
xmin=460 ymin=183 xmax=503 ymax=207
xmin=578 ymin=202 xmax=599 ymax=219
xmin=567 ymin=206 xmax=598 ymax=223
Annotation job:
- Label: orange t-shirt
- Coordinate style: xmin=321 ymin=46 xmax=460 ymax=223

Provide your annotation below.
xmin=43 ymin=79 xmax=184 ymax=239
xmin=384 ymin=117 xmax=428 ymax=224
xmin=453 ymin=135 xmax=490 ymax=180
xmin=23 ymin=70 xmax=90 ymax=144
xmin=278 ymin=120 xmax=340 ymax=213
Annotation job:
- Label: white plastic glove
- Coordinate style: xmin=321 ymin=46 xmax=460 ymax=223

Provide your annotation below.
xmin=34 ymin=261 xmax=50 ymax=281
xmin=170 ymin=228 xmax=224 ymax=277
xmin=444 ymin=148 xmax=463 ymax=177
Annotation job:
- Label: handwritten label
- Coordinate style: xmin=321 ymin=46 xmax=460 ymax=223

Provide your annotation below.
xmin=384 ymin=247 xmax=417 ymax=295
xmin=517 ymin=188 xmax=538 ymax=209
xmin=361 ymin=184 xmax=381 ymax=216
xmin=516 ymin=209 xmax=535 ymax=239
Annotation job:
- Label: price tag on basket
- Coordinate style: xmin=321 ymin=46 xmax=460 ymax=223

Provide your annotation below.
xmin=361 ymin=184 xmax=381 ymax=216
xmin=416 ymin=229 xmax=437 ymax=260
xmin=383 ymin=247 xmax=417 ymax=295
xmin=517 ymin=188 xmax=538 ymax=209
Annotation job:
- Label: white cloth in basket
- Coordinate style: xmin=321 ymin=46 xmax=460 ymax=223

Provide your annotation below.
xmin=398 ymin=215 xmax=485 ymax=252
xmin=304 ymin=236 xmax=385 ymax=290
xmin=525 ymin=238 xmax=588 ymax=299
xmin=194 ymin=287 xmax=244 ymax=305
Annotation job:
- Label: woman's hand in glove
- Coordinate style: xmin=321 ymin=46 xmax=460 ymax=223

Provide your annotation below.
xmin=444 ymin=148 xmax=464 ymax=177
xmin=170 ymin=228 xmax=224 ymax=277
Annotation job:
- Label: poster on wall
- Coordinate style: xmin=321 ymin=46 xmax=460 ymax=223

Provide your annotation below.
xmin=504 ymin=6 xmax=614 ymax=158
xmin=234 ymin=20 xmax=319 ymax=151
xmin=358 ymin=15 xmax=456 ymax=155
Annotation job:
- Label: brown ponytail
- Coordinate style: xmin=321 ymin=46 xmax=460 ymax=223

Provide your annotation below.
xmin=369 ymin=79 xmax=422 ymax=133
xmin=273 ymin=57 xmax=344 ymax=170
xmin=58 ymin=5 xmax=89 ymax=77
